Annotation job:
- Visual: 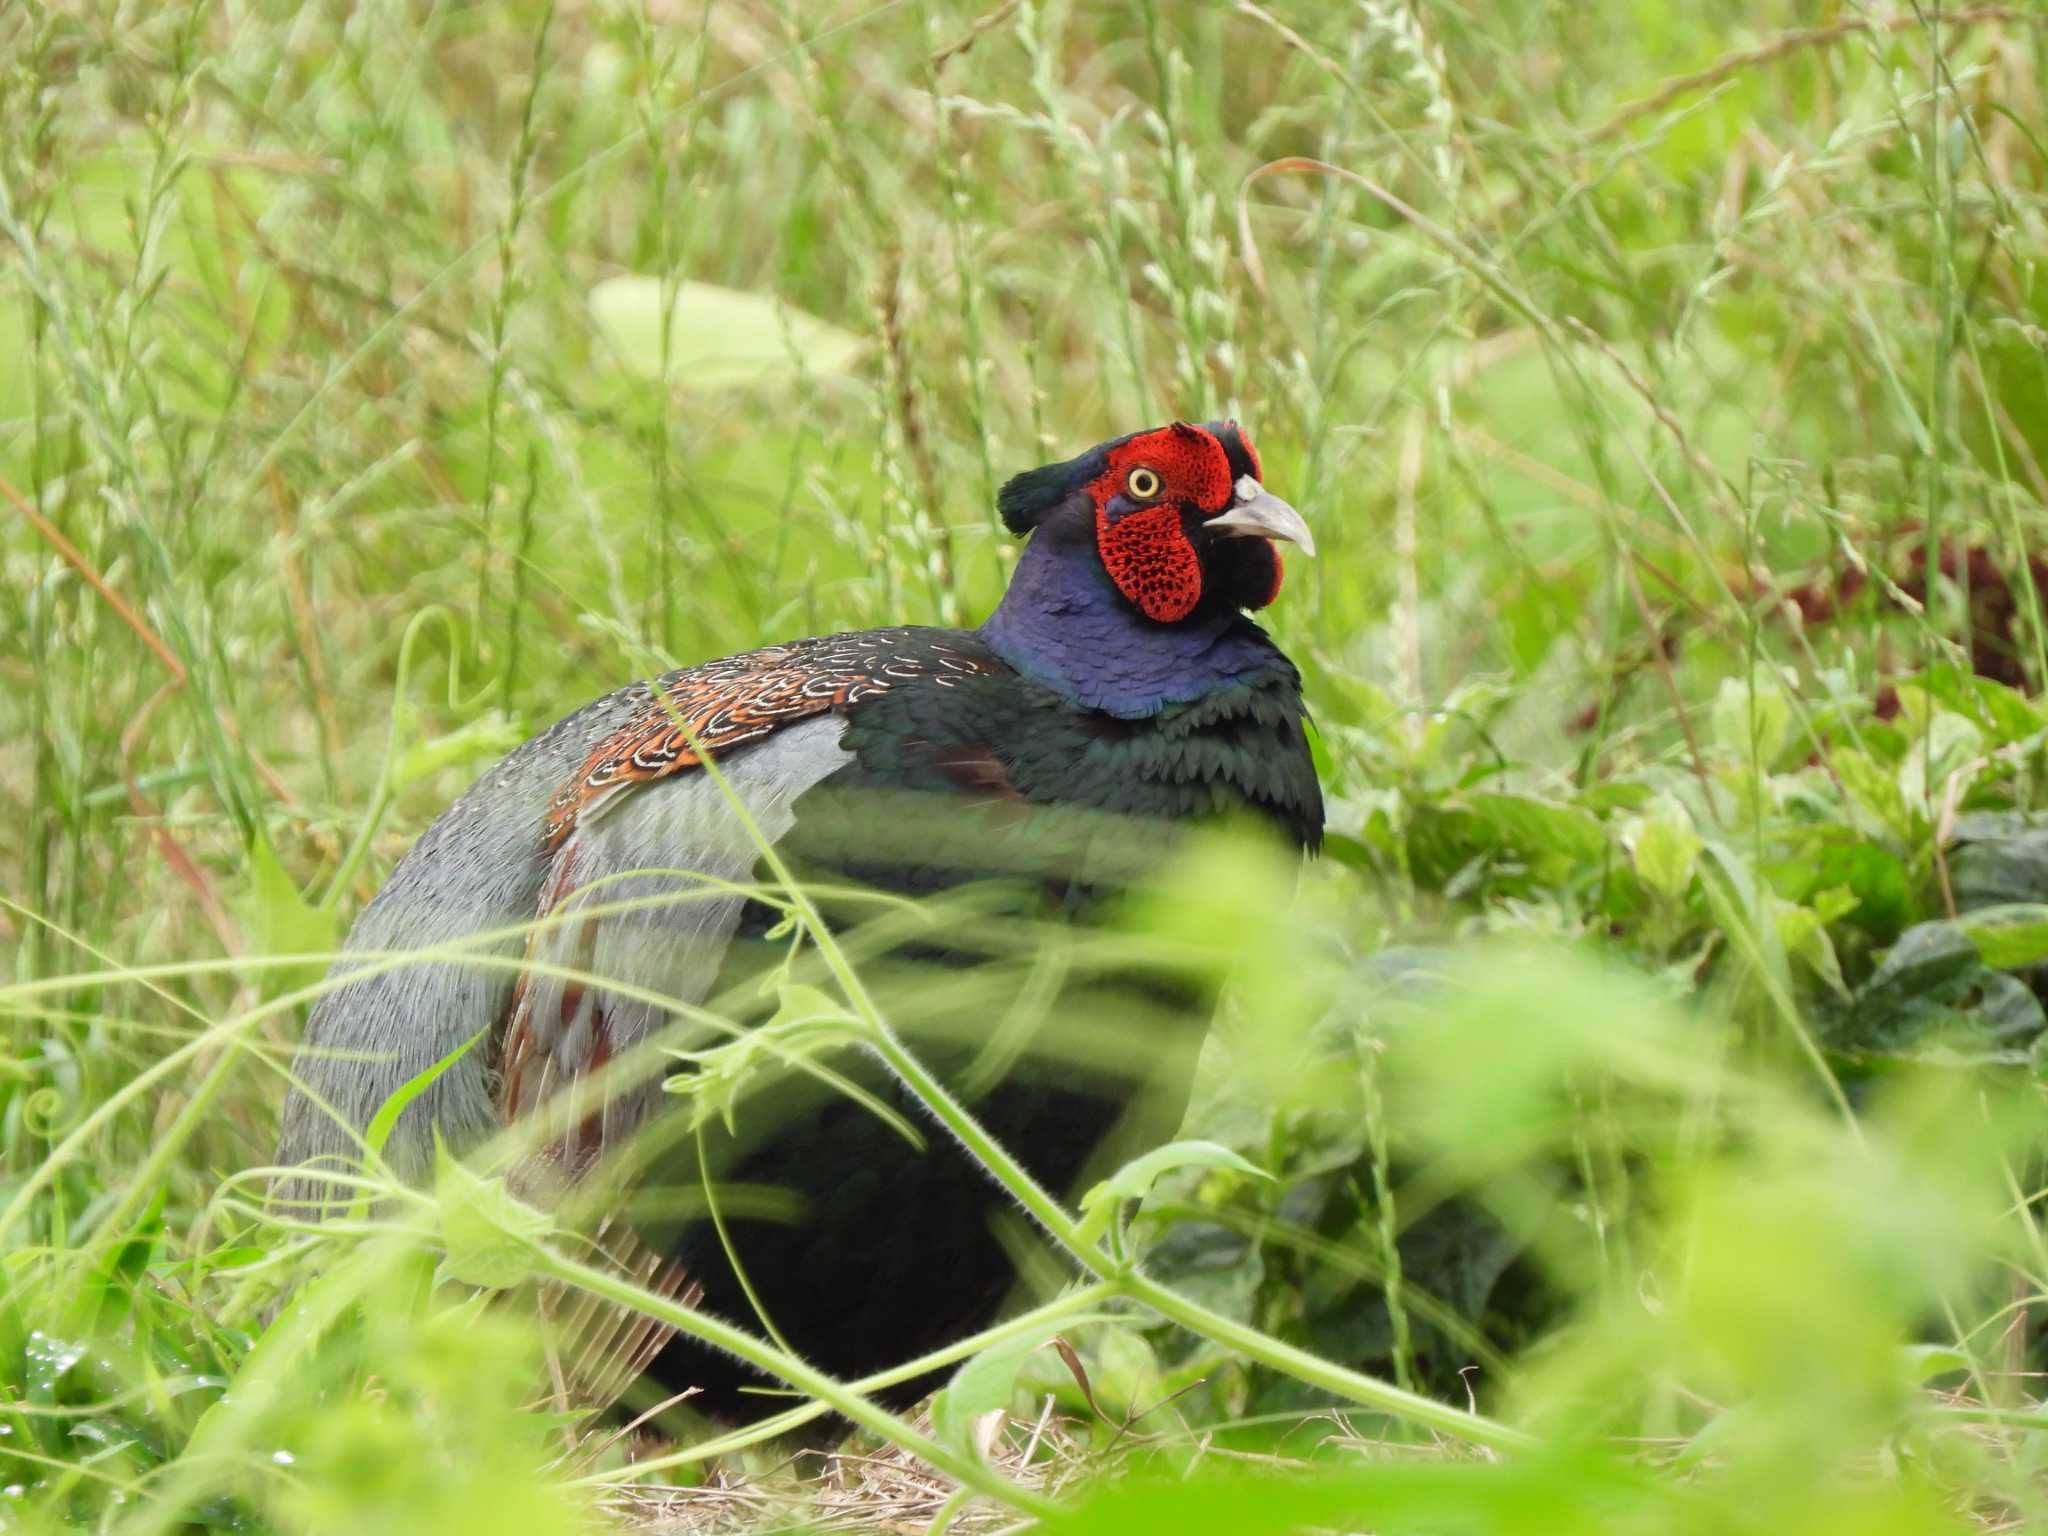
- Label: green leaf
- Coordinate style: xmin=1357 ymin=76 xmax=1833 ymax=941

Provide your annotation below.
xmin=1773 ymin=898 xmax=1849 ymax=999
xmin=1415 ymin=676 xmax=1511 ymax=769
xmin=393 ymin=711 xmax=525 ymax=793
xmin=1078 ymin=1141 xmax=1270 ymax=1242
xmin=353 ymin=1025 xmax=492 ymax=1221
xmin=1408 ymin=792 xmax=1609 ymax=892
xmin=1629 ymin=798 xmax=1702 ymax=903
xmin=1320 ymin=829 xmax=1379 ymax=876
xmin=1830 ymin=746 xmax=1915 ymax=842
xmin=930 ymin=1321 xmax=1067 ymax=1456
xmin=183 ymin=1240 xmax=439 ymax=1471
xmin=1901 ymin=1343 xmax=1971 ymax=1382
xmin=1808 ymin=839 xmax=1910 ymax=942
xmin=1952 ymin=817 xmax=2048 ymax=911
xmin=1712 ymin=671 xmax=1791 ymax=766
xmin=1837 ymin=920 xmax=2046 ymax=1056
xmin=1906 ymin=663 xmax=2045 ymax=745
xmin=1015 ymin=1321 xmax=1166 ymax=1428
xmin=1698 ymin=839 xmax=1794 ymax=995
xmin=667 ymin=979 xmax=876 ymax=1136
xmin=1043 ymin=1451 xmax=1706 ymax=1536
xmin=79 ymin=1184 xmax=165 ymax=1335
xmin=1465 ymin=793 xmax=1608 ymax=860
xmin=1897 ymin=709 xmax=1983 ymax=810
xmin=588 ymin=276 xmax=866 ymax=389
xmin=435 ymin=1142 xmax=553 ymax=1290
xmin=1954 ymin=903 xmax=2048 ymax=971
xmin=763 ymin=980 xmax=848 ymax=1031
xmin=1582 ymin=780 xmax=1655 ymax=815
xmin=235 ymin=833 xmax=339 ymax=999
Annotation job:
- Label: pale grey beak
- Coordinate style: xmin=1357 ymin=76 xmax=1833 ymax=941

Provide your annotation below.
xmin=1207 ymin=475 xmax=1315 ymax=557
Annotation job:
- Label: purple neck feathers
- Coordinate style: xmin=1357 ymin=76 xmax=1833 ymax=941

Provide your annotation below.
xmin=976 ymin=518 xmax=1282 ymax=718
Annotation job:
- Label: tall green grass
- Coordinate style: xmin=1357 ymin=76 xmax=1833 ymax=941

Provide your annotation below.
xmin=4 ymin=1 xmax=2048 ymax=1531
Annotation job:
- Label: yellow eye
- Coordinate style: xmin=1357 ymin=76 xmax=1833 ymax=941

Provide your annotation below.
xmin=1127 ymin=467 xmax=1162 ymax=499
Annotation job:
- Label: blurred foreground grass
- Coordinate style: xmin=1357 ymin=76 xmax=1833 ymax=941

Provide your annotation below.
xmin=5 ymin=0 xmax=2048 ymax=1531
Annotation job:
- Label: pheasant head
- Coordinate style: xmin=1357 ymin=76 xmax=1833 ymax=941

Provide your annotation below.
xmin=981 ymin=421 xmax=1314 ymax=716
xmin=995 ymin=420 xmax=1313 ymax=622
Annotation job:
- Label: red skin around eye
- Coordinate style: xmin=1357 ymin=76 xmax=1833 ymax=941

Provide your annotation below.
xmin=1086 ymin=423 xmax=1233 ymax=622
xmin=1092 ymin=423 xmax=1235 ymax=513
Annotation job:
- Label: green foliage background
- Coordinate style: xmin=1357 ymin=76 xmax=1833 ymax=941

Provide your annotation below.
xmin=4 ymin=0 xmax=2048 ymax=1531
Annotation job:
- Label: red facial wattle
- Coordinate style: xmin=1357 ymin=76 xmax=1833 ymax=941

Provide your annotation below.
xmin=1096 ymin=501 xmax=1204 ymax=622
xmin=1087 ymin=424 xmax=1232 ymax=623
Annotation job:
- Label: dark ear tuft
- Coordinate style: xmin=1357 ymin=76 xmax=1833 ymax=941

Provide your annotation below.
xmin=1201 ymin=420 xmax=1261 ymax=483
xmin=996 ymin=445 xmax=1108 ymax=536
xmin=995 ymin=461 xmax=1073 ymax=535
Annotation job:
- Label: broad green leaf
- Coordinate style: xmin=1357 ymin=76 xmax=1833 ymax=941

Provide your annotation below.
xmin=1808 ymin=840 xmax=1909 ymax=942
xmin=1409 ymin=792 xmax=1609 ymax=892
xmin=1416 ymin=676 xmax=1511 ymax=768
xmin=930 ymin=1321 xmax=1066 ymax=1456
xmin=435 ymin=1143 xmax=552 ymax=1290
xmin=1830 ymin=746 xmax=1914 ymax=842
xmin=1773 ymin=898 xmax=1849 ymax=998
xmin=1078 ymin=1140 xmax=1270 ymax=1242
xmin=235 ymin=833 xmax=339 ymax=998
xmin=1952 ymin=817 xmax=2048 ymax=910
xmin=1582 ymin=780 xmax=1655 ymax=815
xmin=1015 ymin=1320 xmax=1166 ymax=1428
xmin=763 ymin=980 xmax=849 ymax=1032
xmin=666 ymin=981 xmax=922 ymax=1150
xmin=1712 ymin=672 xmax=1790 ymax=766
xmin=1889 ymin=683 xmax=1936 ymax=736
xmin=1842 ymin=920 xmax=2046 ymax=1055
xmin=588 ymin=276 xmax=865 ymax=389
xmin=1628 ymin=797 xmax=1701 ymax=903
xmin=1954 ymin=903 xmax=2048 ymax=971
xmin=1042 ymin=1450 xmax=1811 ymax=1536
xmin=1900 ymin=1343 xmax=1971 ymax=1382
xmin=1467 ymin=793 xmax=1607 ymax=857
xmin=1896 ymin=709 xmax=1983 ymax=810
xmin=1906 ymin=663 xmax=2045 ymax=745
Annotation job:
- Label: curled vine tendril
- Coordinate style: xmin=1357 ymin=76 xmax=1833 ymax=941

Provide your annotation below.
xmin=21 ymin=1079 xmax=79 ymax=1140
